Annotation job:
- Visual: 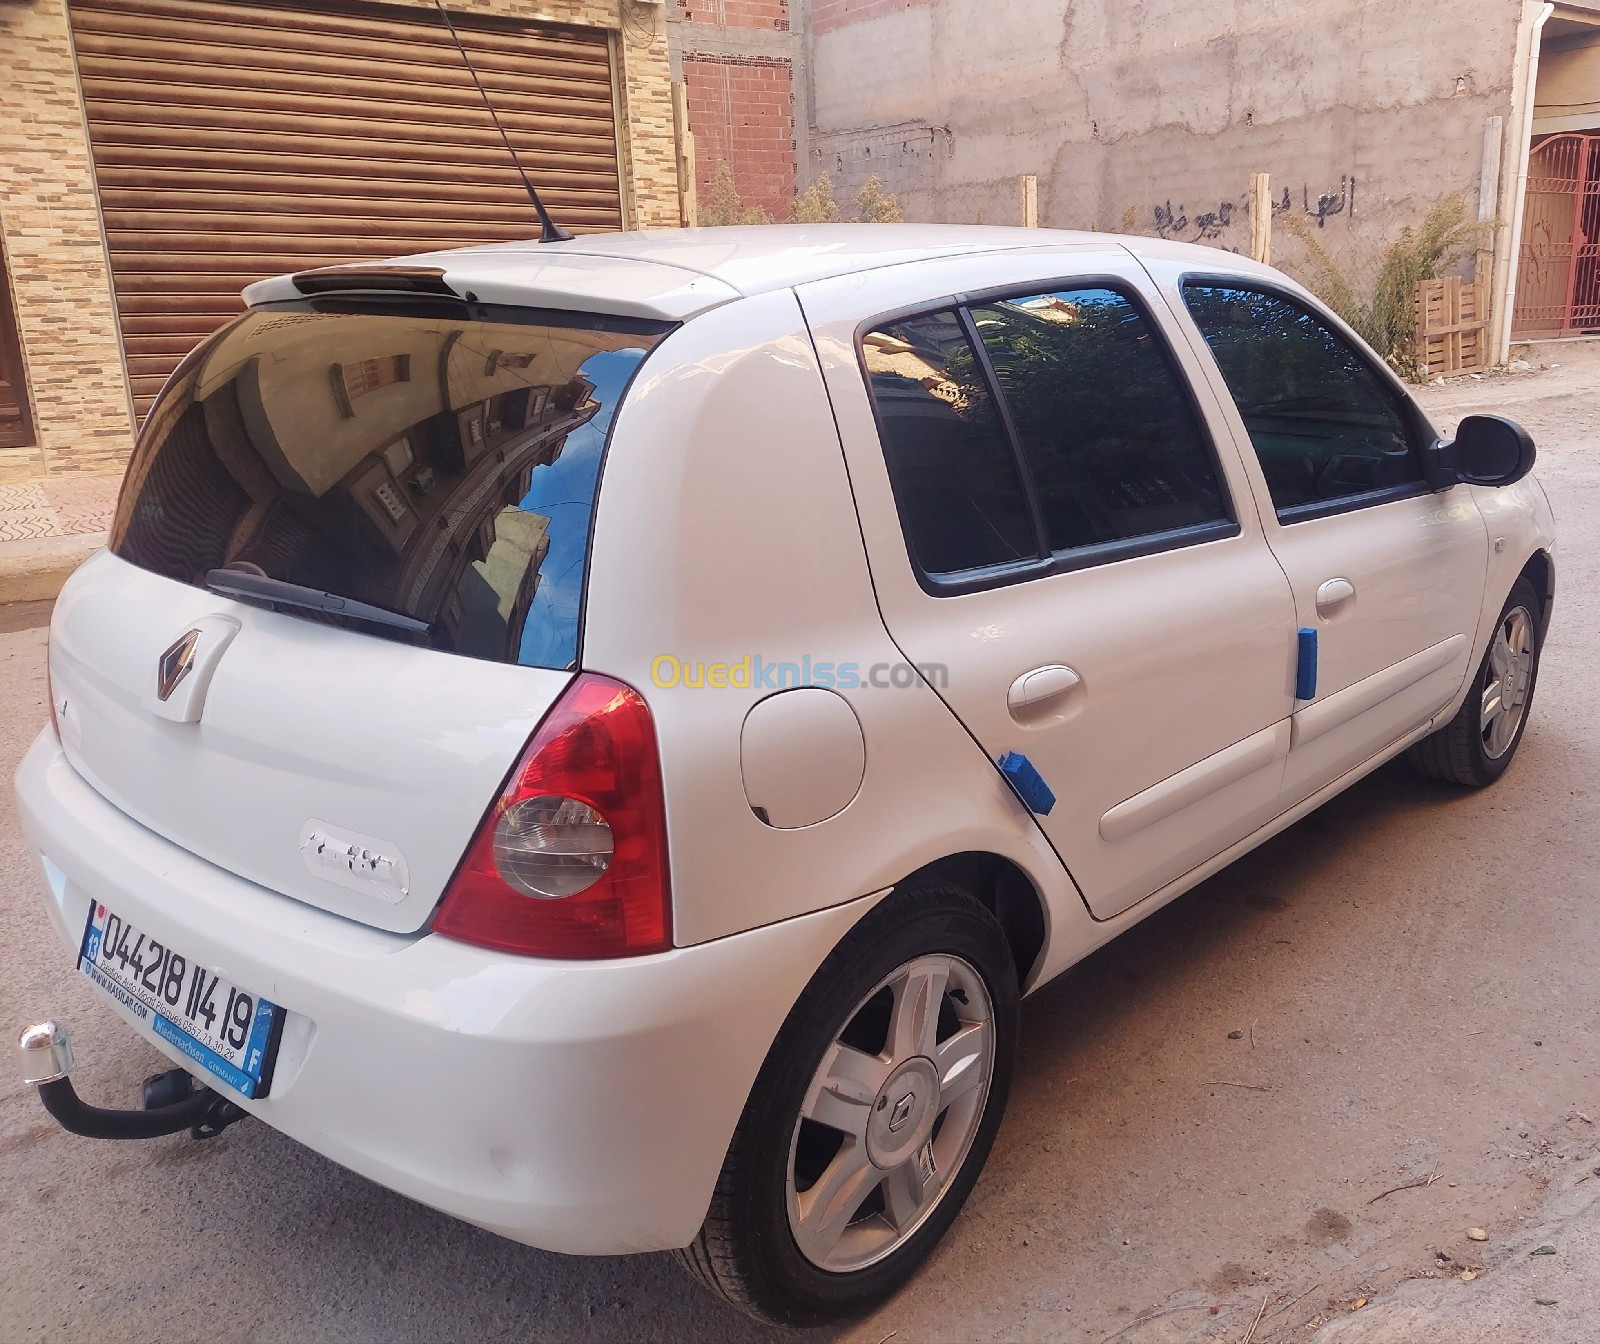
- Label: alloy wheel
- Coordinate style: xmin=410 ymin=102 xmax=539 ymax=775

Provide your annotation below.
xmin=785 ymin=953 xmax=995 ymax=1272
xmin=1481 ymin=604 xmax=1534 ymax=759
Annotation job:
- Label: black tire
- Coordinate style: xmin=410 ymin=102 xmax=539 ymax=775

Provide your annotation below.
xmin=674 ymin=882 xmax=1019 ymax=1326
xmin=1409 ymin=576 xmax=1543 ymax=787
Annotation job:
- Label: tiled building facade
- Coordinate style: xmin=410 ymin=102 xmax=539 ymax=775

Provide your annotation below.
xmin=0 ymin=0 xmax=134 ymax=487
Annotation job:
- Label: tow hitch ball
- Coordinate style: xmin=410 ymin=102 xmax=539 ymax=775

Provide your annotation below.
xmin=18 ymin=1021 xmax=250 ymax=1141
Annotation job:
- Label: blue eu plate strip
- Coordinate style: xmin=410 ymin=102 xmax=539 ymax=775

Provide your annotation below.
xmin=150 ymin=1012 xmax=260 ymax=1098
xmin=1296 ymin=627 xmax=1318 ymax=701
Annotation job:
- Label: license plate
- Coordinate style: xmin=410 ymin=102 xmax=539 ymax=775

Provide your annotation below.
xmin=77 ymin=902 xmax=282 ymax=1099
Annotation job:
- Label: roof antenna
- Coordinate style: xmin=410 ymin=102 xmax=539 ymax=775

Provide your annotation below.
xmin=432 ymin=0 xmax=573 ymax=243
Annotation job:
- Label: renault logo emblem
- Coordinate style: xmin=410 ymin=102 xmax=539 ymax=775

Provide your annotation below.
xmin=156 ymin=629 xmax=201 ymax=702
xmin=888 ymin=1090 xmax=916 ymax=1133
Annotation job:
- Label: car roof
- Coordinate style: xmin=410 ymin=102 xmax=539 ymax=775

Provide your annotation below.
xmin=241 ymin=224 xmax=1275 ymax=322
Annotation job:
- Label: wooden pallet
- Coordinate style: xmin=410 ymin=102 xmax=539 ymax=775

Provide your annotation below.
xmin=1416 ymin=276 xmax=1489 ymax=377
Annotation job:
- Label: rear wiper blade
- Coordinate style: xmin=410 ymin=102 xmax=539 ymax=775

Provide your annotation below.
xmin=204 ymin=569 xmax=431 ymax=635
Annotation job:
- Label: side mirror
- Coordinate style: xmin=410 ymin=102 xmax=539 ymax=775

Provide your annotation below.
xmin=1453 ymin=414 xmax=1536 ymax=487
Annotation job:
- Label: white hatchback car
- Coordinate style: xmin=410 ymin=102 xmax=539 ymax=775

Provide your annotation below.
xmin=16 ymin=225 xmax=1552 ymax=1324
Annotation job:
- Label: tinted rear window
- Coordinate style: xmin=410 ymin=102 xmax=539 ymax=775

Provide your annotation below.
xmin=111 ymin=302 xmax=669 ymax=669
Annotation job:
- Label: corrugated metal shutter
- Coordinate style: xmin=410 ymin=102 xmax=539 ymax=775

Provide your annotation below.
xmin=69 ymin=0 xmax=625 ymax=418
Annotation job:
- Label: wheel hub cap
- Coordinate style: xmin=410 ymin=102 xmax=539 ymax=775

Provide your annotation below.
xmin=867 ymin=1057 xmax=939 ymax=1167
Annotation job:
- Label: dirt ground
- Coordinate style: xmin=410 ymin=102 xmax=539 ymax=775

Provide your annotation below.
xmin=0 ymin=342 xmax=1597 ymax=1344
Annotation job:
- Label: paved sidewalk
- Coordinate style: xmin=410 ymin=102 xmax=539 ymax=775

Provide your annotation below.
xmin=0 ymin=475 xmax=118 ymax=601
xmin=0 ymin=476 xmax=118 ymax=542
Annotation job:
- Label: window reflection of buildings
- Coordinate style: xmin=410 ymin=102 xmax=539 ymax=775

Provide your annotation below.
xmin=862 ymin=326 xmax=976 ymax=413
xmin=859 ymin=297 xmax=1089 ymax=417
xmin=341 ymin=374 xmax=600 ymax=663
xmin=127 ymin=314 xmax=609 ymax=665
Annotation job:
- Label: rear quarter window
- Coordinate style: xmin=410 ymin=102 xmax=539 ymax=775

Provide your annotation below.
xmin=111 ymin=302 xmax=670 ymax=669
xmin=859 ymin=310 xmax=1038 ymax=577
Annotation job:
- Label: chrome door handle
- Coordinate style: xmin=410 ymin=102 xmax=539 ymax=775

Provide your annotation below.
xmin=1315 ymin=577 xmax=1355 ymax=616
xmin=1007 ymin=664 xmax=1081 ymax=712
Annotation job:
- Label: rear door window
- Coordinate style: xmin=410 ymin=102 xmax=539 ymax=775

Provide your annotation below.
xmin=111 ymin=302 xmax=670 ymax=669
xmin=1182 ymin=284 xmax=1425 ymax=516
xmin=969 ymin=287 xmax=1230 ymax=553
xmin=860 ymin=282 xmax=1234 ymax=590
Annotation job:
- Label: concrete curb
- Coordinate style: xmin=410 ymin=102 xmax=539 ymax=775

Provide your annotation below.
xmin=0 ymin=533 xmax=105 ymax=604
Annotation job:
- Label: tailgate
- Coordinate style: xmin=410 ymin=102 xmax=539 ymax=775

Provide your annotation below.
xmin=49 ymin=552 xmax=569 ymax=934
xmin=44 ymin=297 xmax=671 ymax=933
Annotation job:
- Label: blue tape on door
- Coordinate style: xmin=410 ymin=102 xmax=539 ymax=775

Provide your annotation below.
xmin=997 ymin=751 xmax=1056 ymax=816
xmin=1296 ymin=627 xmax=1318 ymax=701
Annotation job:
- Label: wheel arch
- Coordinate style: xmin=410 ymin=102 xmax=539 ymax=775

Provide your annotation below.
xmin=1518 ymin=548 xmax=1555 ymax=638
xmin=896 ymin=851 xmax=1049 ymax=992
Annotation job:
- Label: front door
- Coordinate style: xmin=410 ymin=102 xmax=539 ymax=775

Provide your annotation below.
xmin=801 ymin=250 xmax=1298 ymax=920
xmin=1172 ymin=279 xmax=1488 ymax=801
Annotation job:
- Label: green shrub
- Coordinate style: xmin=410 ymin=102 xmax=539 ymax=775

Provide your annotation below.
xmin=854 ymin=175 xmax=903 ymax=223
xmin=702 ymin=165 xmax=905 ymax=227
xmin=791 ymin=172 xmax=841 ymax=223
xmin=1279 ymin=194 xmax=1483 ymax=379
xmin=698 ymin=163 xmax=772 ymax=227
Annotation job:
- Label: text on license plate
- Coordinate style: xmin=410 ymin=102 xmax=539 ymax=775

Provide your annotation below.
xmin=78 ymin=902 xmax=282 ymax=1099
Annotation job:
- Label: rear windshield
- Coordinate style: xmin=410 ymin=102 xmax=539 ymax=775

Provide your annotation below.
xmin=110 ymin=301 xmax=669 ymax=669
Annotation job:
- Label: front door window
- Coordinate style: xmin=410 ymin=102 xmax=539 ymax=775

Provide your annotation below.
xmin=969 ymin=286 xmax=1231 ymax=552
xmin=1182 ymin=284 xmax=1424 ymax=518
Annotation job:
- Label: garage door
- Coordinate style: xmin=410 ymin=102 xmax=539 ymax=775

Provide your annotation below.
xmin=69 ymin=0 xmax=625 ymax=418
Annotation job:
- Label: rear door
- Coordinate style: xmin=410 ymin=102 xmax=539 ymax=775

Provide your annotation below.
xmin=1166 ymin=276 xmax=1488 ymax=799
xmin=800 ymin=249 xmax=1298 ymax=920
xmin=48 ymin=299 xmax=669 ymax=933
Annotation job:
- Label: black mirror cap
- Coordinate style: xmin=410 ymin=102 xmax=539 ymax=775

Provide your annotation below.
xmin=1455 ymin=414 xmax=1536 ymax=487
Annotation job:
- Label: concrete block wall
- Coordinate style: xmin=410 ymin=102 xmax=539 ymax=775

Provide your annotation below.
xmin=807 ymin=0 xmax=1526 ymax=263
xmin=0 ymin=0 xmax=679 ymax=489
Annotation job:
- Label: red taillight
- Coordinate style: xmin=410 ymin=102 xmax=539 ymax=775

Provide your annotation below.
xmin=432 ymin=673 xmax=672 ymax=959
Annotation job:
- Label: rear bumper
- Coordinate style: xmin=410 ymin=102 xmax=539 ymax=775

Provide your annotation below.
xmin=14 ymin=731 xmax=875 ymax=1254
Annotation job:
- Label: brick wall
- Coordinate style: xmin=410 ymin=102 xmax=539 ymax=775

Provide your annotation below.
xmin=0 ymin=0 xmax=679 ymax=487
xmin=683 ymin=54 xmax=797 ymax=220
xmin=679 ymin=0 xmax=790 ymax=31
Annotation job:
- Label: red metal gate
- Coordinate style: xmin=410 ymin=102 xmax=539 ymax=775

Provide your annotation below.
xmin=1513 ymin=133 xmax=1600 ymax=337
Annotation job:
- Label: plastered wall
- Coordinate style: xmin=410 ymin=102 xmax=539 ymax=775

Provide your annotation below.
xmin=807 ymin=0 xmax=1527 ymax=258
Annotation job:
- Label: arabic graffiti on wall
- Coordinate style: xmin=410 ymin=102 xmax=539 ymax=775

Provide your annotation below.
xmin=1150 ymin=176 xmax=1358 ymax=242
xmin=1152 ymin=200 xmax=1235 ymax=242
xmin=1290 ymin=175 xmax=1356 ymax=228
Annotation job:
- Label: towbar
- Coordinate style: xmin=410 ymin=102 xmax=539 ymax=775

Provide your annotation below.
xmin=18 ymin=1020 xmax=249 ymax=1141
